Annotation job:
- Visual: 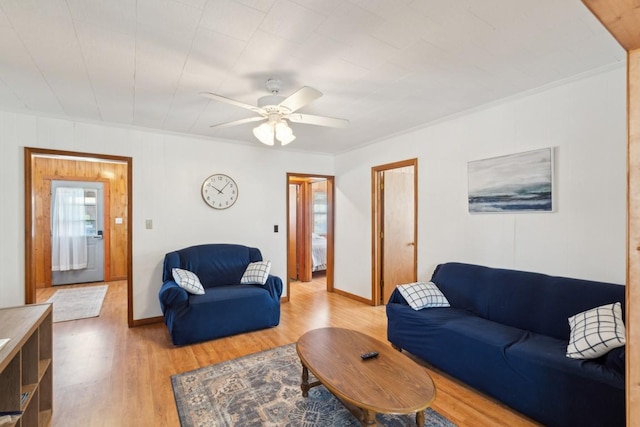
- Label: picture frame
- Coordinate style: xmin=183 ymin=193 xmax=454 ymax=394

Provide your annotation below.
xmin=468 ymin=147 xmax=554 ymax=213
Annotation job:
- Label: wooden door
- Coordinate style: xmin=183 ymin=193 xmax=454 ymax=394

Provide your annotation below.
xmin=372 ymin=159 xmax=417 ymax=305
xmin=382 ymin=166 xmax=416 ymax=303
xmin=288 ymin=184 xmax=299 ymax=280
xmin=287 ymin=180 xmax=312 ymax=281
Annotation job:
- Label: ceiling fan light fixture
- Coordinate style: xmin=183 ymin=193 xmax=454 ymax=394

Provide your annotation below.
xmin=253 ymin=122 xmax=274 ymax=145
xmin=275 ymin=121 xmax=296 ymax=145
xmin=204 ymin=80 xmax=348 ymax=146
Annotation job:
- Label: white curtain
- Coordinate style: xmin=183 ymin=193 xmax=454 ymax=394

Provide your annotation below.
xmin=52 ymin=187 xmax=88 ymax=271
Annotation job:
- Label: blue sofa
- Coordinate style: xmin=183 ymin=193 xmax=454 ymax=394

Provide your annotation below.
xmin=387 ymin=262 xmax=625 ymax=427
xmin=159 ymin=244 xmax=283 ymax=345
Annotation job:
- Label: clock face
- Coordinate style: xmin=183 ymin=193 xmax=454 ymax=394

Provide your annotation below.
xmin=201 ymin=174 xmax=238 ymax=209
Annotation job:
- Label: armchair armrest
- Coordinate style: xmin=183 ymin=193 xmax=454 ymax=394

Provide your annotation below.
xmin=263 ymin=274 xmax=283 ymax=300
xmin=388 ymin=287 xmax=409 ymax=305
xmin=159 ymin=280 xmax=189 ymax=313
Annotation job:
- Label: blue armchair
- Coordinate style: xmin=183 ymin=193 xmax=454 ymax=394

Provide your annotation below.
xmin=159 ymin=244 xmax=283 ymax=345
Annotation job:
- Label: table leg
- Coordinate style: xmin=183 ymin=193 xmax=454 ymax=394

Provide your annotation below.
xmin=301 ymin=365 xmax=310 ymax=397
xmin=363 ymin=409 xmax=377 ymax=426
xmin=416 ymin=409 xmax=425 ymax=426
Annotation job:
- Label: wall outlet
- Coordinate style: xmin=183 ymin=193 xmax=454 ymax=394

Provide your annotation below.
xmin=145 ymin=219 xmax=153 ymax=230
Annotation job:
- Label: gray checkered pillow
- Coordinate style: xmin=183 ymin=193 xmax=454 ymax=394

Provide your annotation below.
xmin=240 ymin=260 xmax=271 ymax=285
xmin=397 ymin=281 xmax=450 ymax=310
xmin=172 ymin=268 xmax=205 ymax=295
xmin=566 ymin=302 xmax=626 ymax=359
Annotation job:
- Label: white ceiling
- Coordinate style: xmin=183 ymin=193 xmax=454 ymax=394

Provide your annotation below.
xmin=0 ymin=0 xmax=625 ymax=154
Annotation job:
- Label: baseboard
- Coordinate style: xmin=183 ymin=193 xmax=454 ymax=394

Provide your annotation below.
xmin=132 ymin=315 xmax=163 ymax=327
xmin=332 ymin=288 xmax=373 ymax=305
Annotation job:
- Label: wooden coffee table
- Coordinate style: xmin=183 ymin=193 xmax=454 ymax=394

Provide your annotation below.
xmin=296 ymin=327 xmax=436 ymax=426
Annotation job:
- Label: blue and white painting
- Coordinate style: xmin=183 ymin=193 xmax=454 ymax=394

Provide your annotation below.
xmin=468 ymin=148 xmax=553 ymax=213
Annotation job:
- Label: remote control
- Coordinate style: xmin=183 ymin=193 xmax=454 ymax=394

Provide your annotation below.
xmin=361 ymin=351 xmax=379 ymax=360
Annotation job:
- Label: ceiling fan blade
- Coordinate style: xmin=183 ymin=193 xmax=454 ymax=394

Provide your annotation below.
xmin=288 ymin=113 xmax=349 ymax=128
xmin=278 ymin=87 xmax=322 ymax=113
xmin=200 ymin=92 xmax=262 ymax=113
xmin=209 ymin=116 xmax=266 ymax=129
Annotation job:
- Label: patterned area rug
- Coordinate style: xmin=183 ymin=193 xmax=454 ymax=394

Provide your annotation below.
xmin=46 ymin=285 xmax=108 ymax=322
xmin=171 ymin=344 xmax=456 ymax=427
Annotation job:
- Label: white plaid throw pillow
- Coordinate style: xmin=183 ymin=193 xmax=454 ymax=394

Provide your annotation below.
xmin=241 ymin=260 xmax=271 ymax=285
xmin=172 ymin=268 xmax=205 ymax=295
xmin=397 ymin=281 xmax=450 ymax=310
xmin=566 ymin=302 xmax=626 ymax=359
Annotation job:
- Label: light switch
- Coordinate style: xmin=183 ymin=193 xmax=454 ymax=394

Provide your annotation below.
xmin=115 ymin=217 xmax=123 ymax=224
xmin=145 ymin=219 xmax=153 ymax=230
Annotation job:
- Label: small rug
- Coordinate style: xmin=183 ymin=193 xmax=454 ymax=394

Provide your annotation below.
xmin=46 ymin=285 xmax=108 ymax=322
xmin=171 ymin=344 xmax=456 ymax=427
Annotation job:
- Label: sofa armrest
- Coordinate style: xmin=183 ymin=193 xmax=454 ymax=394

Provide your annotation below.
xmin=159 ymin=280 xmax=189 ymax=313
xmin=603 ymin=346 xmax=625 ymax=376
xmin=263 ymin=274 xmax=283 ymax=300
xmin=388 ymin=287 xmax=409 ymax=305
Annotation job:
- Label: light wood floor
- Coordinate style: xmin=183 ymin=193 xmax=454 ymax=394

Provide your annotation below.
xmin=37 ymin=277 xmax=539 ymax=427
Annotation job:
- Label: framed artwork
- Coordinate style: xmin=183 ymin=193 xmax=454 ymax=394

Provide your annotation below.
xmin=468 ymin=147 xmax=553 ymax=213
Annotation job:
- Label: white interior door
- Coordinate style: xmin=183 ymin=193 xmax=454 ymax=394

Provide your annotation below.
xmin=51 ymin=180 xmax=105 ymax=285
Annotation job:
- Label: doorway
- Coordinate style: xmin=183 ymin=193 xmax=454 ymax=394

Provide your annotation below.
xmin=372 ymin=159 xmax=418 ymax=305
xmin=24 ymin=147 xmax=134 ymax=326
xmin=286 ymin=174 xmax=335 ymax=300
xmin=51 ymin=181 xmax=106 ymax=285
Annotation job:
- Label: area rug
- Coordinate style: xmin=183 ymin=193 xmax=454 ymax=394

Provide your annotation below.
xmin=46 ymin=285 xmax=108 ymax=322
xmin=171 ymin=344 xmax=456 ymax=427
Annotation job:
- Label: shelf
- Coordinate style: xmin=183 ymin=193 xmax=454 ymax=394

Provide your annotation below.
xmin=0 ymin=304 xmax=53 ymax=427
xmin=37 ymin=360 xmax=50 ymax=383
xmin=20 ymin=384 xmax=37 ymax=411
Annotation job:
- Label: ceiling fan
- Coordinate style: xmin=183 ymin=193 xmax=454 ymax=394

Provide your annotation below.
xmin=201 ymin=79 xmax=349 ymax=146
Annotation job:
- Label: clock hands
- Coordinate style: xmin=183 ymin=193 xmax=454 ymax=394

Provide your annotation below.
xmin=208 ymin=181 xmax=231 ymax=196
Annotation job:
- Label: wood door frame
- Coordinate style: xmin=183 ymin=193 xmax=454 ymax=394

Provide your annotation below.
xmin=24 ymin=147 xmax=134 ymax=327
xmin=372 ymin=158 xmax=418 ymax=306
xmin=286 ymin=173 xmax=335 ymax=301
xmin=579 ymin=2 xmax=640 ymax=423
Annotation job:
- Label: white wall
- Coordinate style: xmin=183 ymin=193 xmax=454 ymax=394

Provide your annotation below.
xmin=0 ymin=115 xmax=334 ymax=319
xmin=334 ymin=66 xmax=627 ymax=299
xmin=0 ymin=66 xmax=627 ymax=315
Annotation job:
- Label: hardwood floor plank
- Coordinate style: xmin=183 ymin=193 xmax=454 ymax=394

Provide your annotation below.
xmin=39 ymin=279 xmax=539 ymax=426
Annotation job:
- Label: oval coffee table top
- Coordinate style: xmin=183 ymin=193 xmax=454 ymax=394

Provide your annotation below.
xmin=296 ymin=327 xmax=436 ymax=414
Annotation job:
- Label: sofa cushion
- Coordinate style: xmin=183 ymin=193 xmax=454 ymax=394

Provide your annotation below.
xmin=165 ymin=284 xmax=281 ymax=346
xmin=505 ymin=332 xmax=625 ymax=427
xmin=507 ymin=332 xmax=624 ymax=388
xmin=567 ymin=302 xmax=626 ymax=359
xmin=397 ymin=281 xmax=450 ymax=310
xmin=240 ymin=260 xmax=271 ymax=285
xmin=172 ymin=268 xmax=205 ymax=295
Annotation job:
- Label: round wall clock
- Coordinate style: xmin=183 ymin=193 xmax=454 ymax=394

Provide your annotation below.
xmin=201 ymin=174 xmax=238 ymax=209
